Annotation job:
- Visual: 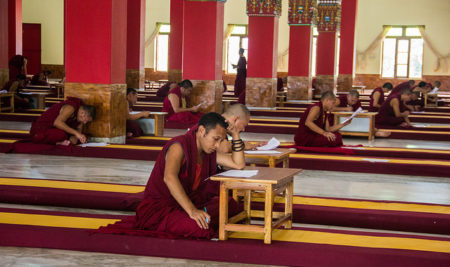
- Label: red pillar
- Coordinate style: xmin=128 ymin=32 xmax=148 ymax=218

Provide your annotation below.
xmin=315 ymin=1 xmax=340 ymax=94
xmin=65 ymin=0 xmax=127 ymax=143
xmin=337 ymin=0 xmax=358 ymax=92
xmin=246 ymin=0 xmax=281 ymax=107
xmin=182 ymin=0 xmax=224 ymax=113
xmin=168 ymin=0 xmax=183 ymax=82
xmin=126 ymin=0 xmax=145 ymax=89
xmin=287 ymin=0 xmax=316 ymax=100
xmin=0 ymin=0 xmax=22 ymax=85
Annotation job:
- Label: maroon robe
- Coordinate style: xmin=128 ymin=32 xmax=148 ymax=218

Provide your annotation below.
xmin=294 ymin=102 xmax=343 ymax=147
xmin=234 ymin=56 xmax=246 ymax=97
xmin=162 ymin=86 xmax=202 ymax=126
xmin=375 ymin=94 xmax=407 ymax=126
xmin=369 ymin=87 xmax=385 ymax=112
xmin=156 ymin=82 xmax=173 ymax=99
xmin=337 ymin=94 xmax=361 ymax=111
xmin=237 ymin=90 xmax=245 ymax=104
xmin=126 ymin=120 xmax=143 ymax=138
xmin=30 ymin=73 xmax=49 ymax=85
xmin=389 ymin=81 xmax=411 ymax=96
xmin=8 ymin=55 xmax=26 ymax=81
xmin=277 ymin=77 xmax=283 ymax=92
xmin=97 ymin=126 xmax=240 ymax=239
xmin=29 ymin=97 xmax=83 ymax=144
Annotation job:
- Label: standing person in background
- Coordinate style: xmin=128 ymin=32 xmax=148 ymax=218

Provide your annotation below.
xmin=233 ymin=48 xmax=247 ymax=97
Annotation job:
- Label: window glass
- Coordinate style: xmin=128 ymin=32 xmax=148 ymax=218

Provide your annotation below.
xmin=405 ymin=27 xmax=421 ymax=37
xmin=409 ymin=39 xmax=423 ymax=78
xmin=386 ymin=27 xmax=402 ymax=36
xmin=381 ymin=38 xmax=396 ymax=78
xmin=156 ymin=35 xmax=168 ymax=71
xmin=159 ymin=24 xmax=170 ymax=33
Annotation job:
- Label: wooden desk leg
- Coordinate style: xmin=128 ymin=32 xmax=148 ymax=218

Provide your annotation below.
xmin=243 ymin=190 xmax=251 ymax=224
xmin=219 ymin=183 xmax=229 ymax=241
xmin=232 ymin=189 xmax=238 ymax=202
xmin=282 ymin=158 xmax=289 ymax=168
xmin=284 ymin=180 xmax=293 ymax=229
xmin=264 ymin=184 xmax=273 ymax=244
xmin=10 ymin=95 xmax=14 ymax=113
xmin=268 ymin=158 xmax=275 ymax=168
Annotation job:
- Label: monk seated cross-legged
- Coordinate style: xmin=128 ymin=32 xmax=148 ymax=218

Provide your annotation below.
xmin=162 ymin=79 xmax=203 ymax=127
xmin=98 ymin=112 xmax=246 ymax=239
xmin=333 ymin=89 xmax=361 ymax=112
xmin=29 ymin=97 xmax=96 ymax=146
xmin=375 ymin=88 xmax=414 ymax=128
xmin=126 ymin=88 xmax=150 ymax=137
xmin=369 ymin=82 xmax=393 ymax=112
xmin=2 ymin=74 xmax=32 ymax=109
xmin=294 ymin=91 xmax=351 ymax=147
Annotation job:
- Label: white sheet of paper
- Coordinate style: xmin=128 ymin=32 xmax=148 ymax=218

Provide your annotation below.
xmin=361 ymin=158 xmax=389 ymax=163
xmin=256 ymin=137 xmax=280 ymax=150
xmin=80 ymin=142 xmax=108 ymax=147
xmin=341 ymin=107 xmax=364 ymax=124
xmin=216 ymin=170 xmax=258 ymax=178
xmin=245 ymin=150 xmax=281 ymax=154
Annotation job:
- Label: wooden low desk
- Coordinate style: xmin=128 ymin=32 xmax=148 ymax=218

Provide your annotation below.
xmin=424 ymin=94 xmax=438 ymax=107
xmin=211 ymin=167 xmax=302 ymax=244
xmin=0 ymin=93 xmax=14 ymax=113
xmin=333 ymin=111 xmax=376 ymax=141
xmin=244 ymin=148 xmax=296 ymax=168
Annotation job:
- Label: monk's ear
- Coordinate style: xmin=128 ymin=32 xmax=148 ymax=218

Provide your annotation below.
xmin=198 ymin=125 xmax=206 ymax=135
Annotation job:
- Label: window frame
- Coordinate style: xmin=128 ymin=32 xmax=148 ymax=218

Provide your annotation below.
xmin=381 ymin=26 xmax=424 ymax=79
xmin=226 ymin=24 xmax=248 ymax=74
xmin=154 ymin=23 xmax=170 ymax=72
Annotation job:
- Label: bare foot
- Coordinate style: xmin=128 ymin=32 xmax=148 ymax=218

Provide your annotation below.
xmin=375 ymin=130 xmax=391 ymax=137
xmin=127 ymin=132 xmax=133 ymax=137
xmin=56 ymin=140 xmax=71 ymax=146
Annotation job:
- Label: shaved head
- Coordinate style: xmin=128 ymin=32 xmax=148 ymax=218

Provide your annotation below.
xmin=224 ymin=104 xmax=250 ymax=120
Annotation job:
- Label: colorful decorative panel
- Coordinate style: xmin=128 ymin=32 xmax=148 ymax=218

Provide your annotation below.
xmin=247 ymin=0 xmax=282 ymax=17
xmin=288 ymin=0 xmax=317 ymax=25
xmin=316 ymin=0 xmax=340 ymax=31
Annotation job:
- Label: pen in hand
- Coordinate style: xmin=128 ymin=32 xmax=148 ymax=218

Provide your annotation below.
xmin=204 ymin=207 xmax=209 ymax=224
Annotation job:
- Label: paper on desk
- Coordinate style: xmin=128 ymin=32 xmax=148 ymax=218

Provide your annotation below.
xmin=80 ymin=142 xmax=108 ymax=147
xmin=216 ymin=170 xmax=258 ymax=178
xmin=130 ymin=111 xmax=141 ymax=115
xmin=245 ymin=150 xmax=281 ymax=154
xmin=361 ymin=158 xmax=389 ymax=163
xmin=341 ymin=107 xmax=364 ymax=124
xmin=256 ymin=137 xmax=280 ymax=150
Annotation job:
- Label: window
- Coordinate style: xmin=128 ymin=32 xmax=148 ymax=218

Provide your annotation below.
xmin=227 ymin=25 xmax=248 ymax=74
xmin=155 ymin=24 xmax=170 ymax=72
xmin=381 ymin=26 xmax=424 ymax=78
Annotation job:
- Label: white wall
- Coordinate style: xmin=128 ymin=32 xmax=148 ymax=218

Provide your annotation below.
xmin=22 ymin=0 xmax=64 ymax=65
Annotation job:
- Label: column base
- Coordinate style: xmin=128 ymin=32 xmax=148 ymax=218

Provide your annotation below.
xmin=168 ymin=69 xmax=183 ymax=83
xmin=0 ymin=68 xmax=9 ymax=89
xmin=337 ymin=74 xmax=353 ymax=92
xmin=245 ymin=78 xmax=277 ymax=107
xmin=190 ymin=80 xmax=223 ymax=113
xmin=287 ymin=76 xmax=312 ymax=100
xmin=315 ymin=75 xmax=336 ymax=94
xmin=65 ymin=82 xmax=127 ymax=144
xmin=126 ymin=69 xmax=145 ymax=89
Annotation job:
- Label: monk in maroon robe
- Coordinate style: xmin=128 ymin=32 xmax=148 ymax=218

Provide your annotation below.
xmin=333 ymin=90 xmax=362 ymax=112
xmin=156 ymin=82 xmax=177 ymax=100
xmin=30 ymin=97 xmax=96 ymax=145
xmin=389 ymin=80 xmax=414 ymax=96
xmin=98 ymin=112 xmax=246 ymax=239
xmin=405 ymin=91 xmax=423 ymax=111
xmin=126 ymin=88 xmax=150 ymax=137
xmin=233 ymin=48 xmax=247 ymax=97
xmin=294 ymin=91 xmax=351 ymax=147
xmin=369 ymin=82 xmax=393 ymax=112
xmin=8 ymin=55 xmax=27 ymax=81
xmin=376 ymin=88 xmax=413 ymax=128
xmin=162 ymin=79 xmax=203 ymax=126
xmin=30 ymin=70 xmax=51 ymax=86
xmin=3 ymin=74 xmax=32 ymax=110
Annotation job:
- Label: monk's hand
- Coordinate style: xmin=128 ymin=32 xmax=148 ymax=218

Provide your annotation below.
xmin=76 ymin=133 xmax=87 ymax=144
xmin=191 ymin=104 xmax=201 ymax=113
xmin=343 ymin=119 xmax=352 ymax=126
xmin=246 ymin=141 xmax=267 ymax=150
xmin=189 ymin=208 xmax=211 ymax=230
xmin=323 ymin=132 xmax=336 ymax=142
xmin=225 ymin=115 xmax=239 ymax=134
xmin=142 ymin=111 xmax=151 ymax=118
xmin=402 ymin=111 xmax=410 ymax=117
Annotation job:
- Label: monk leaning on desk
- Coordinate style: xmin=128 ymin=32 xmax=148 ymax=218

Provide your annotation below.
xmin=98 ymin=112 xmax=246 ymax=239
xmin=29 ymin=97 xmax=96 ymax=146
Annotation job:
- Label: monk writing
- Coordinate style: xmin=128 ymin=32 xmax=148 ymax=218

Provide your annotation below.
xmin=126 ymin=88 xmax=150 ymax=137
xmin=294 ymin=91 xmax=351 ymax=147
xmin=30 ymin=97 xmax=96 ymax=145
xmin=369 ymin=82 xmax=393 ymax=112
xmin=375 ymin=88 xmax=413 ymax=128
xmin=162 ymin=79 xmax=203 ymax=126
xmin=98 ymin=112 xmax=246 ymax=239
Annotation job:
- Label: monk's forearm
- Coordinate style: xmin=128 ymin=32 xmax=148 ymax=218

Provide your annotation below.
xmin=230 ymin=133 xmax=245 ymax=169
xmin=173 ymin=107 xmax=193 ymax=113
xmin=328 ymin=124 xmax=345 ymax=132
xmin=164 ymin=175 xmax=197 ymax=215
xmin=128 ymin=112 xmax=145 ymax=120
xmin=305 ymin=121 xmax=326 ymax=135
xmin=54 ymin=120 xmax=80 ymax=137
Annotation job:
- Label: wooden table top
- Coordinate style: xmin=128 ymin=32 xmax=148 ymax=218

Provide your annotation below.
xmin=244 ymin=148 xmax=296 ymax=159
xmin=210 ymin=166 xmax=302 ymax=184
xmin=332 ymin=111 xmax=377 ymax=117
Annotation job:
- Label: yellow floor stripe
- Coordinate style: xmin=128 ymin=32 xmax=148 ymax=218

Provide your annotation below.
xmin=289 ymin=153 xmax=450 ymax=166
xmin=248 ymin=123 xmax=297 ymax=128
xmin=342 ymin=146 xmax=450 ymax=154
xmin=0 ymin=129 xmax=28 ymax=134
xmin=381 ymin=129 xmax=450 ymax=135
xmin=0 ymin=139 xmax=16 ymax=143
xmin=1 ymin=212 xmax=448 ymax=253
xmin=0 ymin=178 xmax=144 ymax=193
xmin=1 ymin=178 xmax=449 ymax=215
xmin=0 ymin=113 xmax=40 ymax=116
